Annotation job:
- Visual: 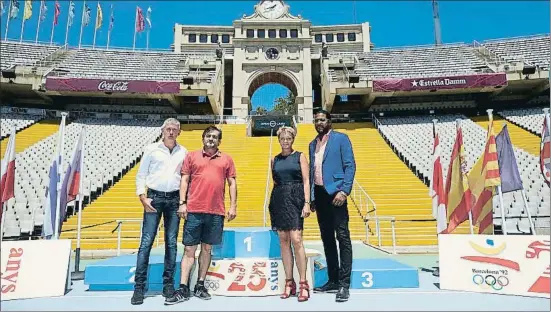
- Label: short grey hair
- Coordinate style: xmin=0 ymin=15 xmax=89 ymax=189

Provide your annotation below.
xmin=161 ymin=118 xmax=180 ymax=131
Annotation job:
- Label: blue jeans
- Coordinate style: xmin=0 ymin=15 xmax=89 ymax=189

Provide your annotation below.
xmin=134 ymin=190 xmax=180 ymax=290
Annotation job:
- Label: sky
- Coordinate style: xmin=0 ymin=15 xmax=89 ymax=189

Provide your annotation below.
xmin=1 ymin=0 xmax=549 ymax=109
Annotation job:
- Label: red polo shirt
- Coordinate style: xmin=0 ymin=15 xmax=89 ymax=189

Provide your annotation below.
xmin=181 ymin=149 xmax=236 ymax=216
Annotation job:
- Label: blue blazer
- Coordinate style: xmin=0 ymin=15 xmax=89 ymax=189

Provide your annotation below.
xmin=309 ymin=130 xmax=356 ymax=201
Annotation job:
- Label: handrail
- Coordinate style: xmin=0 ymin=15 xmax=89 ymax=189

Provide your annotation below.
xmin=262 ymin=128 xmax=275 ymax=227
xmin=114 ymin=218 xmax=163 ymax=256
xmin=364 ymin=216 xmax=397 ymax=254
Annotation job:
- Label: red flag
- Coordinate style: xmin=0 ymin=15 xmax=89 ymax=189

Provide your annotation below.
xmin=430 ymin=124 xmax=447 ymax=234
xmin=54 ymin=1 xmax=61 ymax=26
xmin=1 ymin=128 xmax=16 ymax=223
xmin=136 ymin=6 xmax=145 ymax=33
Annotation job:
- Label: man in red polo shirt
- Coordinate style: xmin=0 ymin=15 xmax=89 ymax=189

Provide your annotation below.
xmin=165 ymin=125 xmax=237 ymax=305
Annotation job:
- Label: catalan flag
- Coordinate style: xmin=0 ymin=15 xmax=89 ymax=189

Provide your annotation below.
xmin=468 ymin=116 xmax=501 ymax=234
xmin=444 ymin=121 xmax=472 ymax=233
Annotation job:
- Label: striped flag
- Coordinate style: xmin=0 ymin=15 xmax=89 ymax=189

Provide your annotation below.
xmin=468 ymin=117 xmax=501 ymax=234
xmin=430 ymin=122 xmax=447 ymax=234
xmin=540 ymin=115 xmax=550 ymax=186
xmin=444 ymin=122 xmax=472 ymax=233
xmin=59 ymin=127 xmax=86 ymax=225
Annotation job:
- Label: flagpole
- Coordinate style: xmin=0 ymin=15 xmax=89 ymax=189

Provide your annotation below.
xmin=456 ymin=119 xmax=475 ymax=234
xmin=106 ymin=4 xmax=112 ymax=49
xmin=64 ymin=2 xmax=71 ymax=46
xmin=132 ymin=6 xmax=138 ymax=51
xmin=35 ymin=0 xmax=43 ymax=43
xmin=4 ymin=0 xmax=12 ymax=40
xmin=519 ymin=189 xmax=536 ymax=234
xmin=54 ymin=112 xmax=67 ymax=239
xmin=92 ymin=1 xmax=98 ymax=48
xmin=19 ymin=11 xmax=26 ymax=42
xmin=50 ymin=2 xmax=56 ymax=45
xmin=0 ymin=203 xmax=7 ymax=242
xmin=78 ymin=0 xmax=87 ymax=48
xmin=75 ymin=126 xmax=86 ymax=275
xmin=146 ymin=27 xmax=150 ymax=51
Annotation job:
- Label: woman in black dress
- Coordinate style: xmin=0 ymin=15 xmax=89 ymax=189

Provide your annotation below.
xmin=268 ymin=126 xmax=311 ymax=302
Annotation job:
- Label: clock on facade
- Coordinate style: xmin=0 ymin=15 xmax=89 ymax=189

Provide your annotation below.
xmin=265 ymin=47 xmax=280 ymax=60
xmin=259 ymin=0 xmax=285 ymax=19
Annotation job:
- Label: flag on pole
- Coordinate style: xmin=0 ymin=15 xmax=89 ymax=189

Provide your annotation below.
xmin=39 ymin=0 xmax=46 ymax=22
xmin=468 ymin=117 xmax=501 ymax=234
xmin=0 ymin=128 xmax=16 ymax=207
xmin=9 ymin=0 xmax=19 ymax=19
xmin=83 ymin=4 xmax=91 ymax=26
xmin=145 ymin=6 xmax=152 ymax=28
xmin=136 ymin=6 xmax=144 ymax=32
xmin=95 ymin=2 xmax=102 ymax=30
xmin=53 ymin=1 xmax=60 ymax=25
xmin=444 ymin=122 xmax=472 ymax=233
xmin=68 ymin=1 xmax=75 ymax=26
xmin=42 ymin=118 xmax=66 ymax=239
xmin=430 ymin=122 xmax=447 ymax=234
xmin=495 ymin=124 xmax=523 ymax=193
xmin=540 ymin=116 xmax=550 ymax=186
xmin=59 ymin=127 xmax=86 ymax=226
xmin=22 ymin=0 xmax=30 ymax=20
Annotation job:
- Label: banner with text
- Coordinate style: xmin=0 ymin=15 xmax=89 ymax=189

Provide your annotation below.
xmin=1 ymin=239 xmax=72 ymax=301
xmin=439 ymin=234 xmax=550 ymax=298
xmin=201 ymin=258 xmax=313 ymax=297
xmin=373 ymin=73 xmax=508 ymax=92
xmin=45 ymin=78 xmax=181 ymax=94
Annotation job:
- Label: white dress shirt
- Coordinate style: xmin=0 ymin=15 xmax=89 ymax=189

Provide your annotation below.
xmin=136 ymin=141 xmax=187 ymax=196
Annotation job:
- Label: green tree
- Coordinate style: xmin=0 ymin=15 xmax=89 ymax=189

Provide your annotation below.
xmin=255 ymin=106 xmax=268 ymax=115
xmin=271 ymin=91 xmax=296 ymax=115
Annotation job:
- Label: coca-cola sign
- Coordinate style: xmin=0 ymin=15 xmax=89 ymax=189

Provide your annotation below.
xmin=44 ymin=78 xmax=180 ymax=94
xmin=97 ymin=81 xmax=129 ymax=92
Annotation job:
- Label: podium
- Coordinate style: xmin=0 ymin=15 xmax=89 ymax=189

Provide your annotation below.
xmin=85 ymin=227 xmax=321 ymax=296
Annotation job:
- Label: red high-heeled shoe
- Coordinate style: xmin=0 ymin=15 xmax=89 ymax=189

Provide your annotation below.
xmin=280 ymin=279 xmax=296 ymax=299
xmin=298 ymin=280 xmax=310 ymax=302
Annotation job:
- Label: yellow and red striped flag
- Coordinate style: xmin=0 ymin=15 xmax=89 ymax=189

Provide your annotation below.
xmin=445 ymin=121 xmax=473 ymax=233
xmin=468 ymin=116 xmax=501 ymax=234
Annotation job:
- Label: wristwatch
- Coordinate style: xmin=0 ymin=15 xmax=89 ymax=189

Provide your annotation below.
xmin=179 ymin=200 xmax=186 ymax=206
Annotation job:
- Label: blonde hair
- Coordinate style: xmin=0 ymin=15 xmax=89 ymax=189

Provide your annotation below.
xmin=277 ymin=126 xmax=296 ymax=139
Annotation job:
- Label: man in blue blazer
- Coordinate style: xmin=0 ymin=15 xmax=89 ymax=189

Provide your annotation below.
xmin=309 ymin=109 xmax=356 ymax=302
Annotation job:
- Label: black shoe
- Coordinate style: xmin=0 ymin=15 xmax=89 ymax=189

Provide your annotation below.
xmin=335 ymin=287 xmax=350 ymax=302
xmin=313 ymin=281 xmax=339 ymax=293
xmin=164 ymin=287 xmax=190 ymax=305
xmin=131 ymin=289 xmax=144 ymax=305
xmin=163 ymin=284 xmax=175 ymax=298
xmin=194 ymin=285 xmax=212 ymax=300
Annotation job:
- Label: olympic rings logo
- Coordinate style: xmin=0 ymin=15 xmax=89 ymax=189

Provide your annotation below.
xmin=472 ymin=274 xmax=509 ymax=291
xmin=204 ymin=281 xmax=220 ymax=291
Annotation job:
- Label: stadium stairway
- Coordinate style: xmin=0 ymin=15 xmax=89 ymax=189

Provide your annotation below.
xmin=0 ymin=120 xmax=61 ymax=154
xmin=471 ymin=116 xmax=541 ymax=156
xmin=339 ymin=122 xmax=472 ymax=247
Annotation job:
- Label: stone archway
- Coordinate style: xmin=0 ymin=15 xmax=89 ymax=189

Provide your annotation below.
xmin=247 ymin=71 xmax=299 ymax=115
xmin=247 ymin=71 xmax=298 ymax=98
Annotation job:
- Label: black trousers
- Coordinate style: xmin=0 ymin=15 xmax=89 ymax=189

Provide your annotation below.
xmin=314 ymin=185 xmax=353 ymax=289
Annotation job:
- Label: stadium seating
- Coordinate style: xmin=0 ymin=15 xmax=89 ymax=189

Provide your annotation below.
xmin=499 ymin=107 xmax=546 ymax=135
xmin=377 ymin=114 xmax=550 ymax=234
xmin=0 ymin=41 xmax=59 ymax=70
xmin=352 ymin=44 xmax=488 ymax=80
xmin=0 ymin=113 xmax=42 ymax=139
xmin=483 ymin=35 xmax=550 ymax=69
xmin=65 ymin=104 xmax=176 ymax=115
xmin=50 ymin=48 xmax=190 ymax=81
xmin=2 ymin=118 xmax=161 ymax=239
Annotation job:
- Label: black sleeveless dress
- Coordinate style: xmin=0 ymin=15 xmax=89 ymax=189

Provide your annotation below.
xmin=268 ymin=151 xmax=305 ymax=231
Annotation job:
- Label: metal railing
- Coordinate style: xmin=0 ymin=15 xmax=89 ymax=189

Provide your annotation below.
xmin=113 ymin=219 xmax=163 ymax=256
xmin=350 ymin=179 xmax=397 ymax=254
